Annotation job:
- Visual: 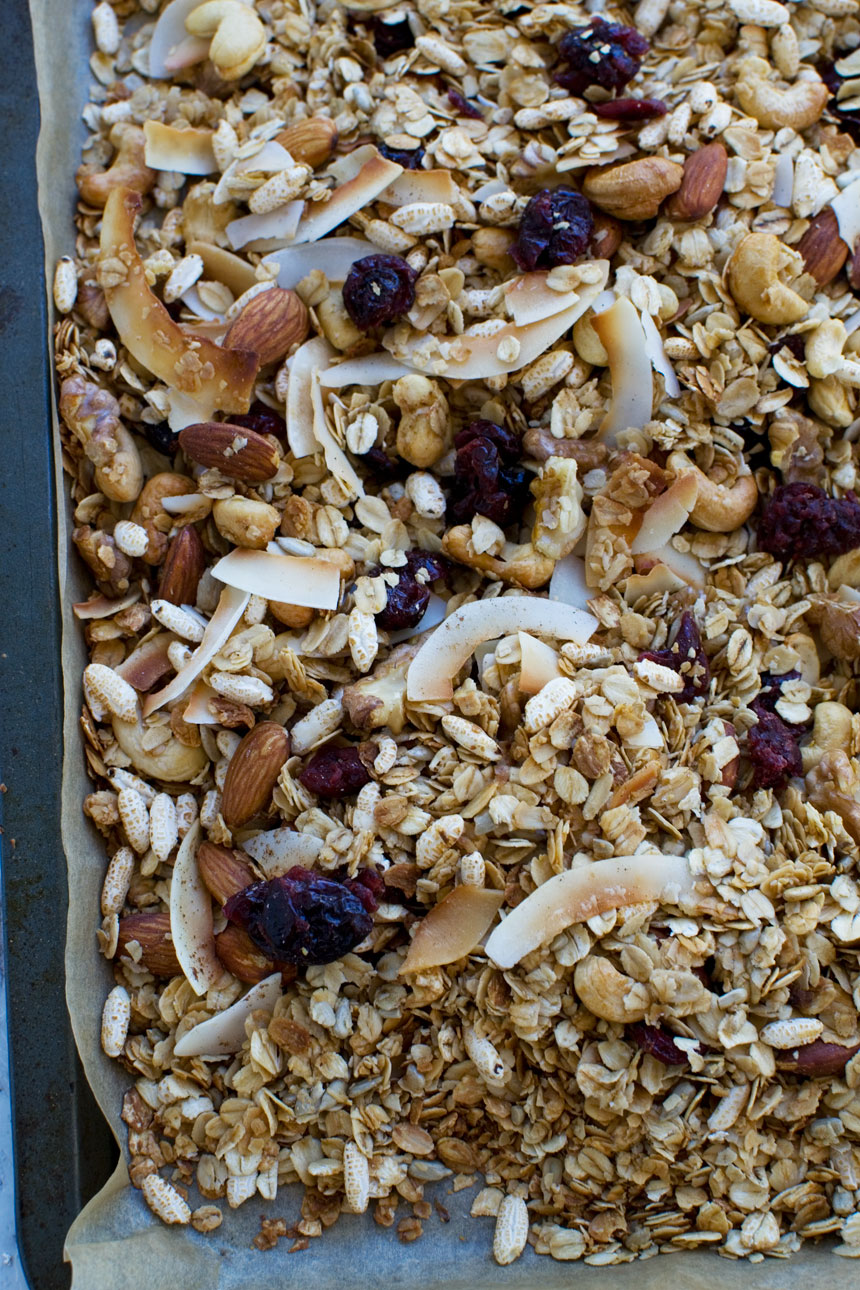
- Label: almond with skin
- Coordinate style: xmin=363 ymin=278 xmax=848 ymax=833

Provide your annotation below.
xmin=221 ymin=722 xmax=290 ymax=828
xmin=197 ymin=841 xmax=255 ymax=904
xmin=664 ymin=142 xmax=728 ymax=221
xmin=224 ymin=288 xmax=309 ymax=366
xmin=798 ymin=207 xmax=849 ymax=286
xmin=117 ymin=911 xmax=181 ymax=977
xmin=275 ymin=117 xmax=339 ymax=169
xmin=178 ymin=421 xmax=281 ymax=483
xmin=215 ymin=924 xmax=274 ymax=983
xmin=158 ymin=525 xmax=207 ymax=606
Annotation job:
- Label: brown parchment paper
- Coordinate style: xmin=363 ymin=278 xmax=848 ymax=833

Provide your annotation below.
xmin=28 ymin=2 xmax=857 ymax=1285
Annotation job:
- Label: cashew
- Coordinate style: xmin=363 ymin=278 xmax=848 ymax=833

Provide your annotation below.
xmin=811 ymin=702 xmax=854 ymax=754
xmin=393 ymin=374 xmax=451 ymax=468
xmin=269 ymin=602 xmax=315 ymax=629
xmin=530 ymin=457 xmax=586 ymax=560
xmin=212 ymin=496 xmax=280 ymax=549
xmin=59 ymin=375 xmax=143 ymax=503
xmin=734 ymin=57 xmax=829 ymax=130
xmin=442 ymin=524 xmax=554 ymax=589
xmin=667 ymin=452 xmax=758 ymax=532
xmin=572 ymin=310 xmax=609 ymax=366
xmin=76 ymin=124 xmax=156 ymax=208
xmin=130 ymin=472 xmax=195 ymax=565
xmin=726 ymin=232 xmax=808 ymax=325
xmin=112 ymin=715 xmax=208 ymax=782
xmin=573 ymin=956 xmax=650 ymax=1023
xmin=185 ymin=0 xmax=267 ymax=81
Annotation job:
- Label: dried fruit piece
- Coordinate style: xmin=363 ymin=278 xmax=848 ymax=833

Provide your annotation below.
xmin=758 ymin=482 xmax=860 ymax=560
xmin=377 ymin=142 xmax=424 ymax=169
xmin=638 ymin=612 xmax=710 ymax=702
xmin=224 ymin=867 xmax=373 ymax=965
xmin=747 ymin=709 xmax=802 ymax=788
xmin=449 ymin=420 xmax=530 ymax=527
xmin=376 ymin=550 xmax=448 ymax=631
xmin=221 ymin=723 xmax=290 ymax=828
xmin=555 ymin=18 xmax=649 ymax=95
xmin=342 ymin=254 xmax=418 ymax=330
xmin=299 ymin=745 xmax=371 ymax=797
xmin=511 ymin=188 xmax=593 ymax=272
xmin=593 ymin=97 xmax=667 ymax=120
xmin=629 ymin=1022 xmax=688 ymax=1065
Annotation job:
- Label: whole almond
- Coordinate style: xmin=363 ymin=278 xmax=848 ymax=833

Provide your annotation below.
xmin=117 ymin=912 xmax=180 ymax=977
xmin=221 ymin=722 xmax=290 ymax=828
xmin=583 ymin=157 xmax=684 ymax=221
xmin=158 ymin=524 xmax=207 ymax=606
xmin=215 ymin=925 xmax=274 ymax=983
xmin=664 ymin=142 xmax=728 ymax=221
xmin=178 ymin=421 xmax=281 ymax=483
xmin=224 ymin=288 xmax=308 ymax=366
xmin=798 ymin=207 xmax=849 ymax=286
xmin=276 ymin=117 xmax=338 ymax=169
xmin=197 ymin=841 xmax=255 ymax=904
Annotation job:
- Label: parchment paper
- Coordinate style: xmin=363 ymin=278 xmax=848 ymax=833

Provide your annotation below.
xmin=28 ymin=2 xmax=857 ymax=1285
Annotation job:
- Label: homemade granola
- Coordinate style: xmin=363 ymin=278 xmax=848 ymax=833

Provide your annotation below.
xmin=54 ymin=0 xmax=860 ymax=1265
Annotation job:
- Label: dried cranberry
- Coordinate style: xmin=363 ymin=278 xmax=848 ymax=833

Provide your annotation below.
xmin=377 ymin=142 xmax=425 ymax=169
xmin=376 ymin=549 xmax=449 ymax=631
xmin=143 ymin=421 xmax=180 ymax=456
xmin=360 ymin=445 xmax=406 ymax=481
xmin=299 ymin=745 xmax=371 ymax=797
xmin=344 ymin=867 xmax=385 ymax=914
xmin=449 ymin=421 xmax=530 ymax=528
xmin=342 ymin=254 xmax=418 ymax=330
xmin=753 ymin=671 xmax=805 ymax=722
xmin=510 ymin=187 xmax=594 ymax=273
xmin=230 ymin=401 xmax=287 ymax=440
xmin=757 ymin=482 xmax=860 ymax=560
xmin=769 ymin=334 xmax=806 ymax=362
xmin=556 ymin=19 xmax=649 ymax=96
xmin=447 ymin=87 xmax=483 ymax=119
xmin=592 ymin=97 xmax=667 ymax=120
xmin=639 ymin=612 xmax=710 ymax=703
xmin=224 ymin=867 xmax=372 ymax=966
xmin=629 ymin=1022 xmax=688 ymax=1065
xmin=732 ymin=419 xmax=769 ymax=471
xmin=747 ymin=709 xmax=802 ymax=789
xmin=373 ymin=13 xmax=414 ymax=57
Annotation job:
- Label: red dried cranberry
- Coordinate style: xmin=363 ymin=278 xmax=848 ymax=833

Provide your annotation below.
xmin=299 ymin=745 xmax=371 ymax=797
xmin=143 ymin=421 xmax=180 ymax=456
xmin=344 ymin=867 xmax=385 ymax=914
xmin=230 ymin=401 xmax=287 ymax=440
xmin=753 ymin=671 xmax=806 ymax=723
xmin=639 ymin=612 xmax=710 ymax=703
xmin=373 ymin=14 xmax=414 ymax=58
xmin=449 ymin=421 xmax=530 ymax=528
xmin=758 ymin=482 xmax=860 ymax=561
xmin=747 ymin=709 xmax=802 ymax=789
xmin=342 ymin=254 xmax=418 ymax=330
xmin=224 ymin=867 xmax=372 ymax=966
xmin=556 ymin=19 xmax=649 ymax=96
xmin=511 ymin=187 xmax=594 ymax=273
xmin=592 ymin=97 xmax=667 ymax=120
xmin=376 ymin=549 xmax=449 ymax=631
xmin=377 ymin=142 xmax=425 ymax=169
xmin=447 ymin=87 xmax=484 ymax=119
xmin=629 ymin=1022 xmax=688 ymax=1065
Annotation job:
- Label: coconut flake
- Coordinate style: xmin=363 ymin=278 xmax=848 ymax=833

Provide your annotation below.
xmin=173 ymin=974 xmax=282 ymax=1058
xmin=318 ymin=352 xmax=417 ymax=388
xmin=518 ymin=632 xmax=562 ymax=694
xmin=182 ymin=680 xmax=220 ymax=725
xmin=270 ymin=236 xmax=373 ymax=290
xmin=148 ymin=0 xmax=210 ymax=77
xmin=388 ymin=593 xmax=447 ymax=644
xmin=142 ymin=584 xmax=249 ymax=718
xmin=169 ymin=821 xmax=223 ymax=995
xmin=645 ymin=542 xmax=706 ymax=590
xmin=233 ymin=140 xmax=295 ymax=177
xmin=630 ymin=475 xmax=698 ymax=555
xmin=211 ymin=549 xmax=341 ymax=608
xmin=185 ymin=240 xmax=258 ymax=297
xmin=241 ymin=828 xmax=323 ymax=875
xmin=74 ymin=589 xmax=141 ymax=619
xmin=291 ymin=155 xmax=403 ymax=245
xmin=624 ymin=564 xmax=686 ymax=602
xmin=116 ymin=633 xmax=175 ymax=692
xmin=772 ymin=152 xmax=794 ymax=208
xmin=627 ymin=715 xmax=664 ymax=749
xmin=161 ymin=492 xmax=207 ymax=516
xmin=179 ymin=285 xmax=226 ymax=324
xmin=143 ymin=121 xmax=216 ymax=175
xmin=226 ymin=201 xmax=304 ymax=251
xmin=383 ymin=169 xmax=460 ymax=208
xmin=592 ymin=296 xmax=654 ymax=446
xmin=548 ymin=552 xmax=590 ymax=609
xmin=406 ymin=596 xmax=598 ymax=703
xmin=832 ymin=176 xmax=860 ymax=251
xmin=504 ymin=273 xmax=579 ymax=327
xmin=401 ymin=886 xmax=503 ymax=973
xmin=309 ymin=367 xmax=365 ymax=498
xmin=326 ymin=145 xmax=380 ymax=184
xmin=485 ymin=853 xmax=695 ymax=969
xmin=285 ymin=335 xmax=334 ymax=457
xmin=639 ymin=307 xmax=680 ymax=397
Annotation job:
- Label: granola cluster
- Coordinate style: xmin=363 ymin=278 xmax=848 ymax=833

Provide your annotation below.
xmin=55 ymin=0 xmax=860 ymax=1266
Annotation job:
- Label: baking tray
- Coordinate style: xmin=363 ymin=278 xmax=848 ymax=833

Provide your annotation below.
xmin=0 ymin=3 xmax=118 ymax=1287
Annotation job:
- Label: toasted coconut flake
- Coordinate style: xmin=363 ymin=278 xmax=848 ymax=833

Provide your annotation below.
xmin=270 ymin=236 xmax=372 ymax=290
xmin=592 ymin=297 xmax=653 ymax=446
xmin=74 ymin=589 xmax=141 ymax=619
xmin=486 ymin=853 xmax=695 ymax=969
xmin=548 ymin=552 xmax=590 ymax=609
xmin=116 ymin=633 xmax=175 ymax=692
xmin=406 ymin=596 xmax=598 ymax=703
xmin=309 ymin=365 xmax=365 ymax=498
xmin=143 ymin=121 xmax=216 ymax=175
xmin=232 ymin=140 xmax=295 ymax=178
xmin=518 ymin=632 xmax=562 ymax=695
xmin=627 ymin=715 xmax=663 ymax=748
xmin=185 ymin=240 xmax=258 ymax=297
xmin=226 ymin=201 xmax=304 ymax=251
xmin=169 ymin=821 xmax=222 ymax=995
xmin=291 ymin=155 xmax=403 ymax=245
xmin=401 ymin=886 xmax=503 ymax=973
xmin=173 ymin=974 xmax=282 ymax=1057
xmin=630 ymin=475 xmax=698 ymax=555
xmin=831 ymin=177 xmax=860 ymax=252
xmin=211 ymin=548 xmax=341 ymax=608
xmin=624 ymin=564 xmax=686 ymax=602
xmin=383 ymin=169 xmax=460 ymax=208
xmin=100 ymin=190 xmax=257 ymax=426
xmin=241 ymin=827 xmax=323 ymax=875
xmin=644 ymin=541 xmax=706 ymax=589
xmin=639 ymin=308 xmax=680 ymax=397
xmin=148 ymin=0 xmax=211 ymax=77
xmin=286 ymin=335 xmax=335 ymax=457
xmin=505 ymin=273 xmax=579 ymax=327
xmin=182 ymin=680 xmax=220 ymax=725
xmin=142 ymin=584 xmax=249 ymax=718
xmin=318 ymin=353 xmax=417 ymax=388
xmin=326 ymin=145 xmax=380 ymax=184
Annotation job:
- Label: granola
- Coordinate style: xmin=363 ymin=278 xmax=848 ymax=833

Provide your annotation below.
xmin=54 ymin=0 xmax=860 ymax=1267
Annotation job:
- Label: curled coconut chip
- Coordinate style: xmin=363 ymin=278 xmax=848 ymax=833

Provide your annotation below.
xmin=286 ymin=335 xmax=335 ymax=457
xmin=383 ymin=169 xmax=461 ymax=208
xmin=406 ymin=596 xmax=598 ymax=703
xmin=643 ymin=541 xmax=706 ymax=589
xmin=169 ymin=821 xmax=223 ymax=995
xmin=309 ymin=365 xmax=365 ymax=498
xmin=226 ymin=201 xmax=304 ymax=251
xmin=639 ymin=307 xmax=680 ymax=398
xmin=182 ymin=680 xmax=220 ymax=725
xmin=74 ymin=589 xmax=141 ymax=619
xmin=630 ymin=475 xmax=699 ymax=555
xmin=116 ymin=633 xmax=175 ymax=692
xmin=592 ymin=296 xmax=654 ymax=446
xmin=624 ymin=563 xmax=687 ymax=603
xmin=485 ymin=853 xmax=696 ymax=970
xmin=548 ymin=551 xmax=590 ymax=610
xmin=142 ymin=584 xmax=250 ymax=717
xmin=291 ymin=154 xmax=403 ymax=245
xmin=100 ymin=189 xmax=258 ymax=429
xmin=185 ymin=240 xmax=258 ymax=296
xmin=271 ymin=236 xmax=373 ymax=290
xmin=518 ymin=632 xmax=562 ymax=695
xmin=318 ymin=353 xmax=417 ymax=389
xmin=211 ymin=548 xmax=342 ymax=608
xmin=241 ymin=828 xmax=324 ymax=875
xmin=831 ymin=176 xmax=860 ymax=251
xmin=173 ymin=974 xmax=282 ymax=1058
xmin=147 ymin=0 xmax=213 ymax=76
xmin=401 ymin=886 xmax=504 ymax=974
xmin=143 ymin=121 xmax=216 ymax=175
xmin=504 ymin=273 xmax=581 ymax=328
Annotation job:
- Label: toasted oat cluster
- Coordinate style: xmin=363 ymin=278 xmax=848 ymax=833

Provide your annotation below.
xmin=55 ymin=0 xmax=860 ymax=1266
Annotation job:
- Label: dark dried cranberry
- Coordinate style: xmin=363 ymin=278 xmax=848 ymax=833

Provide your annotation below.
xmin=510 ymin=187 xmax=594 ymax=272
xmin=224 ymin=867 xmax=372 ymax=966
xmin=757 ymin=482 xmax=860 ymax=561
xmin=342 ymin=254 xmax=418 ymax=330
xmin=230 ymin=401 xmax=287 ymax=440
xmin=449 ymin=421 xmax=530 ymax=527
xmin=747 ymin=709 xmax=802 ymax=789
xmin=299 ymin=745 xmax=371 ymax=796
xmin=143 ymin=421 xmax=180 ymax=456
xmin=447 ymin=87 xmax=484 ymax=119
xmin=373 ymin=13 xmax=414 ymax=57
xmin=377 ymin=141 xmax=425 ymax=169
xmin=769 ymin=334 xmax=806 ymax=362
xmin=404 ymin=549 xmax=448 ymax=582
xmin=556 ymin=19 xmax=649 ymax=96
xmin=344 ymin=867 xmax=385 ymax=914
xmin=639 ymin=612 xmax=710 ymax=703
xmin=360 ymin=445 xmax=406 ymax=482
xmin=376 ymin=549 xmax=448 ymax=631
xmin=753 ymin=671 xmax=804 ymax=721
xmin=592 ymin=97 xmax=667 ymax=120
xmin=629 ymin=1022 xmax=688 ymax=1065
